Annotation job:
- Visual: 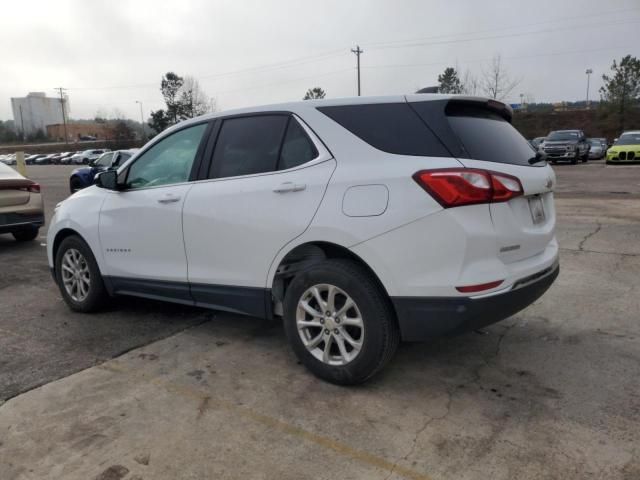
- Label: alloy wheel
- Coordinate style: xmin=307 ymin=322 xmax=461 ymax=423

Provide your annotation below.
xmin=296 ymin=283 xmax=364 ymax=366
xmin=61 ymin=248 xmax=91 ymax=302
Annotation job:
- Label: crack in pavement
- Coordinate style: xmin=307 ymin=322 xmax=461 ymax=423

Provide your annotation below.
xmin=383 ymin=390 xmax=453 ymax=480
xmin=560 ymin=247 xmax=640 ymax=257
xmin=577 ymin=222 xmax=602 ymax=251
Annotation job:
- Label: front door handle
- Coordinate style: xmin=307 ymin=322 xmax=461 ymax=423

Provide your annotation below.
xmin=157 ymin=195 xmax=181 ymax=204
xmin=273 ymin=182 xmax=307 ymax=193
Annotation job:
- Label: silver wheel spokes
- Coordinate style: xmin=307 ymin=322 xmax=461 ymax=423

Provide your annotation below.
xmin=296 ymin=284 xmax=364 ymax=366
xmin=61 ymin=248 xmax=91 ymax=302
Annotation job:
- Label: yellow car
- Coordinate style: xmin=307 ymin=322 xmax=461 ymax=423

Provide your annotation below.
xmin=606 ymin=131 xmax=640 ymax=164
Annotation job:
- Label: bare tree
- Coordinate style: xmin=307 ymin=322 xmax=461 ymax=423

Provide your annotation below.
xmin=481 ymin=55 xmax=520 ymax=101
xmin=461 ymin=69 xmax=480 ymax=96
xmin=178 ymin=76 xmax=215 ymax=120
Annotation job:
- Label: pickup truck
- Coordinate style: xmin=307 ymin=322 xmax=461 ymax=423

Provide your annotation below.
xmin=542 ymin=130 xmax=590 ymax=164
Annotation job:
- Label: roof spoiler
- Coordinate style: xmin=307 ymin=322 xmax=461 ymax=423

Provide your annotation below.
xmin=446 ymin=96 xmax=513 ymax=122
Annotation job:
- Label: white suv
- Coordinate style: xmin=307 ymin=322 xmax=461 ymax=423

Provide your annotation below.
xmin=47 ymin=95 xmax=559 ymax=384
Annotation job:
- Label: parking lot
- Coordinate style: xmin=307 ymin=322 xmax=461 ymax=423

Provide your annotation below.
xmin=1 ymin=161 xmax=639 ymax=479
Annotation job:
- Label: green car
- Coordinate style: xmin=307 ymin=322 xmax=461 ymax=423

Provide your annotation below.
xmin=606 ymin=131 xmax=640 ymax=164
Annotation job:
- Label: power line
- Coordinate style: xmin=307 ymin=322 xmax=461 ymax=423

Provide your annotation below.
xmin=365 ymin=17 xmax=640 ymax=52
xmin=361 ymin=7 xmax=640 ymax=49
xmin=361 ymin=45 xmax=637 ymax=71
xmin=49 ymin=10 xmax=639 ymax=93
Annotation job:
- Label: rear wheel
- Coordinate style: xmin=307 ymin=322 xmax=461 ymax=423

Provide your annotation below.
xmin=55 ymin=235 xmax=108 ymax=312
xmin=12 ymin=226 xmax=39 ymax=242
xmin=283 ymin=259 xmax=399 ymax=385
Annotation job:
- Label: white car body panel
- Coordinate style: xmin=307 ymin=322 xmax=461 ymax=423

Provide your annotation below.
xmin=47 ymin=94 xmax=559 ymax=342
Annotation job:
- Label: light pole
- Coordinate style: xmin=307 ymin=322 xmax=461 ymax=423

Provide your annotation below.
xmin=519 ymin=93 xmax=524 ymax=109
xmin=585 ymin=69 xmax=593 ymax=109
xmin=135 ymin=101 xmax=146 ymax=141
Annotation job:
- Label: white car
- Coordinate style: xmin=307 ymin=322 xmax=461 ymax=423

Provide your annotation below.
xmin=47 ymin=95 xmax=559 ymax=384
xmin=70 ymin=149 xmax=110 ymax=165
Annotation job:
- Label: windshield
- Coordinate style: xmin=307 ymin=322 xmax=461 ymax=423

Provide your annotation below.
xmin=588 ymin=139 xmax=601 ymax=146
xmin=94 ymin=152 xmax=113 ymax=167
xmin=615 ymin=134 xmax=640 ymax=146
xmin=547 ymin=131 xmax=579 ymax=141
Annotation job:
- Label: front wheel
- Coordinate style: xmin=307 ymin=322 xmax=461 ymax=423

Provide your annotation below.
xmin=283 ymin=259 xmax=399 ymax=385
xmin=55 ymin=235 xmax=108 ymax=312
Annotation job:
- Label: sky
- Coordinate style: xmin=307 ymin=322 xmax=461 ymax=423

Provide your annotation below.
xmin=1 ymin=0 xmax=639 ymax=122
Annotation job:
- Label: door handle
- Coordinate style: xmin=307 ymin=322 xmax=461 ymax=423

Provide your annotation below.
xmin=157 ymin=195 xmax=181 ymax=204
xmin=273 ymin=182 xmax=306 ymax=193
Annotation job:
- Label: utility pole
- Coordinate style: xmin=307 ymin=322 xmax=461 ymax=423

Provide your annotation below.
xmin=135 ymin=101 xmax=146 ymax=141
xmin=351 ymin=45 xmax=363 ymax=96
xmin=585 ymin=68 xmax=593 ymax=109
xmin=19 ymin=104 xmax=25 ymax=141
xmin=519 ymin=93 xmax=524 ymax=109
xmin=55 ymin=87 xmax=69 ymax=144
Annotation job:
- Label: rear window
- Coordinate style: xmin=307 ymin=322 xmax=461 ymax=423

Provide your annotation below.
xmin=317 ymin=103 xmax=450 ymax=157
xmin=440 ymin=103 xmax=535 ymax=166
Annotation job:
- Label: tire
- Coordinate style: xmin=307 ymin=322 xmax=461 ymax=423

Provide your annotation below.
xmin=70 ymin=176 xmax=83 ymax=193
xmin=283 ymin=259 xmax=399 ymax=385
xmin=571 ymin=155 xmax=577 ymax=165
xmin=55 ymin=235 xmax=108 ymax=312
xmin=12 ymin=226 xmax=39 ymax=242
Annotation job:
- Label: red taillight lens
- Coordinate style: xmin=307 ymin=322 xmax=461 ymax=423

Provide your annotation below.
xmin=456 ymin=280 xmax=503 ymax=293
xmin=27 ymin=183 xmax=41 ymax=193
xmin=413 ymin=169 xmax=522 ymax=208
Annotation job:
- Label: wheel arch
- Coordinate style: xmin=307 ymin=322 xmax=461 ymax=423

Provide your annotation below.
xmin=52 ymin=228 xmax=86 ymax=265
xmin=270 ymin=241 xmax=394 ymax=314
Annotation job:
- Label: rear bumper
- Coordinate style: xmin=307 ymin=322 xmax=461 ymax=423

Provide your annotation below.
xmin=392 ymin=262 xmax=559 ymax=341
xmin=0 ymin=212 xmax=44 ymax=234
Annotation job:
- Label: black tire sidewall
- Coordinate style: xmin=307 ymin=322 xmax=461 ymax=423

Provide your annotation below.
xmin=12 ymin=227 xmax=39 ymax=241
xmin=55 ymin=235 xmax=106 ymax=312
xmin=283 ymin=260 xmax=395 ymax=385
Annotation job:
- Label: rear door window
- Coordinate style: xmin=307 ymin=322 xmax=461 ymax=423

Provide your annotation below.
xmin=413 ymin=102 xmax=536 ymax=166
xmin=279 ymin=118 xmax=318 ymax=170
xmin=211 ymin=115 xmax=289 ymax=178
xmin=317 ymin=103 xmax=450 ymax=157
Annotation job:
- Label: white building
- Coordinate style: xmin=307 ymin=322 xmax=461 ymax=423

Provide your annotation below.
xmin=10 ymin=92 xmax=69 ymax=137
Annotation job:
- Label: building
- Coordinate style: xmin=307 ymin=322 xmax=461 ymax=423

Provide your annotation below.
xmin=10 ymin=92 xmax=69 ymax=138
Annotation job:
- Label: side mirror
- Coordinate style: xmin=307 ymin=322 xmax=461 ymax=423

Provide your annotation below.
xmin=95 ymin=170 xmax=119 ymax=190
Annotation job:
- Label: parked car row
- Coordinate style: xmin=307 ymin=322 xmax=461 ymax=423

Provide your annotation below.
xmin=528 ymin=130 xmax=640 ymax=165
xmin=0 ymin=149 xmax=111 ymax=166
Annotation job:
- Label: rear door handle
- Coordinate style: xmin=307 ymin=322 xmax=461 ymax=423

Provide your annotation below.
xmin=273 ymin=182 xmax=307 ymax=193
xmin=157 ymin=195 xmax=181 ymax=204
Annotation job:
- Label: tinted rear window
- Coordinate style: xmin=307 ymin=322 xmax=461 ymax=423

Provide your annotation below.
xmin=442 ymin=103 xmax=535 ymax=166
xmin=317 ymin=103 xmax=450 ymax=157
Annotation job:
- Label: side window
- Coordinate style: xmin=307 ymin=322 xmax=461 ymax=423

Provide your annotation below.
xmin=212 ymin=115 xmax=288 ymax=178
xmin=318 ymin=103 xmax=450 ymax=157
xmin=114 ymin=152 xmax=131 ymax=167
xmin=279 ymin=118 xmax=318 ymax=170
xmin=126 ymin=123 xmax=207 ymax=189
xmin=95 ymin=152 xmax=113 ymax=167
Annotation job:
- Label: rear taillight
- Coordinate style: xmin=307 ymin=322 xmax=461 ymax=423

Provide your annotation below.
xmin=17 ymin=183 xmax=41 ymax=193
xmin=412 ymin=169 xmax=522 ymax=208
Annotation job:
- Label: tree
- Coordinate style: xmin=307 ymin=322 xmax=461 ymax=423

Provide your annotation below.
xmin=461 ymin=69 xmax=480 ymax=96
xmin=481 ymin=55 xmax=520 ymax=101
xmin=161 ymin=72 xmax=185 ymax=123
xmin=599 ymin=55 xmax=640 ymax=130
xmin=177 ymin=76 xmax=214 ymax=120
xmin=149 ymin=109 xmax=170 ymax=135
xmin=113 ymin=121 xmax=135 ymax=140
xmin=303 ymin=87 xmax=326 ymax=100
xmin=437 ymin=67 xmax=463 ymax=94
